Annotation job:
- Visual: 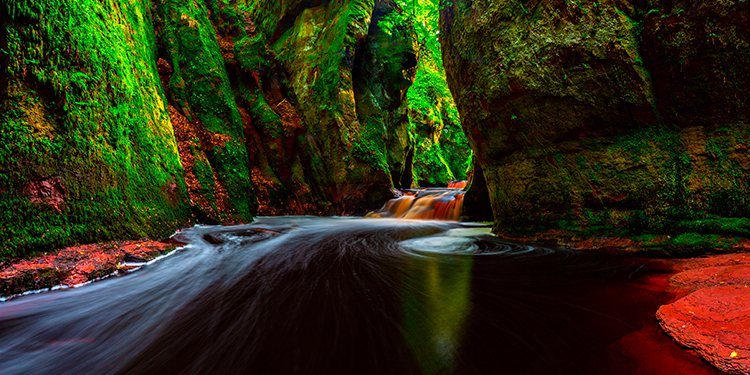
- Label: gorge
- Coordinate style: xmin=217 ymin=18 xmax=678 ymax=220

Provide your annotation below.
xmin=2 ymin=0 xmax=750 ymax=373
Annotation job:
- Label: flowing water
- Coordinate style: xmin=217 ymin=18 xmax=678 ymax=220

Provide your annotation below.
xmin=0 ymin=216 xmax=720 ymax=374
xmin=366 ymin=188 xmax=465 ymax=221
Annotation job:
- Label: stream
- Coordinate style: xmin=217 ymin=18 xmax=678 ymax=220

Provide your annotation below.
xmin=0 ymin=217 xmax=720 ymax=374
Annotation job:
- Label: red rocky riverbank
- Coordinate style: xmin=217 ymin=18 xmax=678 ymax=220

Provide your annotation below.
xmin=657 ymin=253 xmax=750 ymax=375
xmin=0 ymin=239 xmax=180 ymax=299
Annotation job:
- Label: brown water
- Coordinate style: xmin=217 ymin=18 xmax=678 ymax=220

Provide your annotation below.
xmin=0 ymin=217 xmax=720 ymax=374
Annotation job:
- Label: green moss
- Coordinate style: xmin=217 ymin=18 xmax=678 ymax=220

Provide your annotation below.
xmin=638 ymin=232 xmax=744 ymax=257
xmin=353 ymin=119 xmax=389 ymax=174
xmin=0 ymin=0 xmax=192 ymax=260
xmin=158 ymin=0 xmax=256 ymax=222
xmin=413 ymin=138 xmax=454 ymax=186
xmin=249 ymin=93 xmax=284 ymax=139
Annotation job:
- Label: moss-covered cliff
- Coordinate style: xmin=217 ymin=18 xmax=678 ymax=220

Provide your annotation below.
xmin=0 ymin=0 xmax=440 ymax=259
xmin=409 ymin=54 xmax=471 ymax=187
xmin=441 ymin=0 xmax=750 ymax=250
xmin=377 ymin=0 xmax=471 ymax=188
xmin=155 ymin=0 xmax=257 ymax=223
xmin=0 ymin=0 xmax=192 ymax=259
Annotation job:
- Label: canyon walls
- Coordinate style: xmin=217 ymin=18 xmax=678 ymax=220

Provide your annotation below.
xmin=240 ymin=0 xmax=418 ymax=214
xmin=0 ymin=0 xmax=430 ymax=259
xmin=441 ymin=0 xmax=750 ymax=248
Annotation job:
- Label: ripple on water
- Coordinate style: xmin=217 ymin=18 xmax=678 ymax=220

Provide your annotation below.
xmin=399 ymin=230 xmax=556 ymax=257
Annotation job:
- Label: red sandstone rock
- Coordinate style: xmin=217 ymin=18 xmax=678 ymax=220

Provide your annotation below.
xmin=657 ymin=286 xmax=750 ymax=375
xmin=657 ymin=254 xmax=750 ymax=374
xmin=675 ymin=253 xmax=750 ymax=272
xmin=668 ymin=265 xmax=750 ymax=292
xmin=24 ymin=176 xmax=65 ymax=212
xmin=0 ymin=240 xmax=177 ymax=298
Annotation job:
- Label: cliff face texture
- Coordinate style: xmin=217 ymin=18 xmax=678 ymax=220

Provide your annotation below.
xmin=441 ymin=0 xmax=750 ymax=245
xmin=409 ymin=73 xmax=471 ymax=187
xmin=244 ymin=0 xmax=418 ymax=214
xmin=0 ymin=0 xmax=420 ymax=259
xmin=0 ymin=0 xmax=192 ymax=258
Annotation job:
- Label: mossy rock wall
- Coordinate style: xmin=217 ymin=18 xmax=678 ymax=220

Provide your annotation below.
xmin=409 ymin=94 xmax=471 ymax=187
xmin=440 ymin=0 xmax=750 ymax=241
xmin=200 ymin=0 xmax=423 ymax=214
xmin=353 ymin=0 xmax=419 ymax=190
xmin=256 ymin=0 xmax=416 ymax=213
xmin=0 ymin=0 xmax=430 ymax=259
xmin=155 ymin=0 xmax=257 ymax=223
xmin=0 ymin=0 xmax=192 ymax=259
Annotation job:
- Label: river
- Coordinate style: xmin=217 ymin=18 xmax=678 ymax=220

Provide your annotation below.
xmin=0 ymin=217 xmax=720 ymax=374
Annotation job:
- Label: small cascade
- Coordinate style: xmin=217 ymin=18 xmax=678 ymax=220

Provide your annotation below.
xmin=447 ymin=180 xmax=467 ymax=189
xmin=367 ymin=186 xmax=465 ymax=221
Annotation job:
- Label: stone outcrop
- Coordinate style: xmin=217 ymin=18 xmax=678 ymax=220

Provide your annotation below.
xmin=353 ymin=0 xmax=419 ymax=189
xmin=0 ymin=239 xmax=177 ymax=298
xmin=657 ymin=253 xmax=750 ymax=374
xmin=409 ymin=92 xmax=470 ymax=187
xmin=156 ymin=0 xmax=256 ymax=223
xmin=440 ymin=0 xmax=750 ymax=243
xmin=238 ymin=0 xmax=419 ymax=213
xmin=462 ymin=160 xmax=494 ymax=221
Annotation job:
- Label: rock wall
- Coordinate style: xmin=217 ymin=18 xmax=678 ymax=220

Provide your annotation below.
xmin=441 ymin=0 xmax=750 ymax=244
xmin=409 ymin=76 xmax=471 ymax=187
xmin=219 ymin=0 xmax=420 ymax=214
xmin=0 ymin=0 xmax=192 ymax=259
xmin=0 ymin=0 xmax=421 ymax=259
xmin=156 ymin=0 xmax=257 ymax=223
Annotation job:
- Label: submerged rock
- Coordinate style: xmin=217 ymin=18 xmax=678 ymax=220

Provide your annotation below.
xmin=440 ymin=0 xmax=750 ymax=245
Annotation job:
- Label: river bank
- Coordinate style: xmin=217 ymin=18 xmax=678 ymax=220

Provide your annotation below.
xmin=0 ymin=238 xmax=178 ymax=299
xmin=658 ymin=253 xmax=750 ymax=374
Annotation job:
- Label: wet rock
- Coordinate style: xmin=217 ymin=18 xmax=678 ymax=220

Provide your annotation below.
xmin=669 ymin=265 xmax=750 ymax=292
xmin=155 ymin=0 xmax=257 ymax=224
xmin=656 ymin=254 xmax=750 ymax=374
xmin=202 ymin=0 xmax=420 ymax=214
xmin=0 ymin=240 xmax=177 ymax=298
xmin=657 ymin=286 xmax=750 ymax=375
xmin=24 ymin=176 xmax=65 ymax=212
xmin=461 ymin=160 xmax=493 ymax=221
xmin=122 ymin=253 xmax=148 ymax=264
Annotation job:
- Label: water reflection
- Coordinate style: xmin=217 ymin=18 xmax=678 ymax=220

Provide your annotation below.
xmin=400 ymin=242 xmax=473 ymax=374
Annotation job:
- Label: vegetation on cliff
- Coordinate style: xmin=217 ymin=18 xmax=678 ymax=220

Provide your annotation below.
xmin=0 ymin=0 xmax=472 ymax=260
xmin=0 ymin=0 xmax=192 ymax=260
xmin=381 ymin=0 xmax=471 ymax=187
xmin=440 ymin=0 xmax=750 ymax=252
